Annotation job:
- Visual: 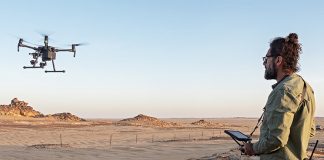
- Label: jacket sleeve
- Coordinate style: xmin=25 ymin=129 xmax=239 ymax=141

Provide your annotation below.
xmin=310 ymin=118 xmax=315 ymax=137
xmin=253 ymin=88 xmax=299 ymax=154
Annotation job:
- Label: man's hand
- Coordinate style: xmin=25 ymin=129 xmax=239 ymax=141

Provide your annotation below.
xmin=243 ymin=142 xmax=255 ymax=156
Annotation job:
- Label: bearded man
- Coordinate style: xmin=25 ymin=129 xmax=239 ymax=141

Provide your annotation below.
xmin=243 ymin=33 xmax=316 ymax=160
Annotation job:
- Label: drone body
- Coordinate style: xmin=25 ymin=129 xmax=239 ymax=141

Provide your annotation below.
xmin=17 ymin=35 xmax=81 ymax=73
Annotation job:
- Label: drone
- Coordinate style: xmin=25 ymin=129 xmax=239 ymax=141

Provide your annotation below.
xmin=17 ymin=35 xmax=83 ymax=73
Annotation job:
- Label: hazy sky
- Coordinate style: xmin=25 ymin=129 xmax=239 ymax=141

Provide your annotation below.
xmin=0 ymin=0 xmax=323 ymax=118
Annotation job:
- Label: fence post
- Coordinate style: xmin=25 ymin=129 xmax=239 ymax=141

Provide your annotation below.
xmin=136 ymin=134 xmax=138 ymax=144
xmin=110 ymin=134 xmax=113 ymax=147
xmin=60 ymin=134 xmax=62 ymax=147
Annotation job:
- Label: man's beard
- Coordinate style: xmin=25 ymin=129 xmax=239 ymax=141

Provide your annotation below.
xmin=264 ymin=62 xmax=277 ymax=80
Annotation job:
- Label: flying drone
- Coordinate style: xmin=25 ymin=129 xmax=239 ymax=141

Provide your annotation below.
xmin=17 ymin=35 xmax=83 ymax=73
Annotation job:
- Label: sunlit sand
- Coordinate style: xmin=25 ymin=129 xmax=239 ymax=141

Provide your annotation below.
xmin=0 ymin=115 xmax=323 ymax=160
xmin=0 ymin=99 xmax=323 ymax=159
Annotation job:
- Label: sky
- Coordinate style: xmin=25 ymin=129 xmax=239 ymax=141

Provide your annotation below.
xmin=0 ymin=0 xmax=323 ymax=118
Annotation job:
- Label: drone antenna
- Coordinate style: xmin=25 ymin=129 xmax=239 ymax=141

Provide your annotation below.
xmin=44 ymin=35 xmax=49 ymax=47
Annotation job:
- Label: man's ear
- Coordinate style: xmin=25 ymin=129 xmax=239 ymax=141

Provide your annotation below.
xmin=275 ymin=56 xmax=283 ymax=66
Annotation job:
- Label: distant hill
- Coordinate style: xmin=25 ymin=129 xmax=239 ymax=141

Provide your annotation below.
xmin=0 ymin=98 xmax=85 ymax=121
xmin=118 ymin=114 xmax=180 ymax=127
xmin=191 ymin=119 xmax=224 ymax=128
xmin=41 ymin=113 xmax=86 ymax=121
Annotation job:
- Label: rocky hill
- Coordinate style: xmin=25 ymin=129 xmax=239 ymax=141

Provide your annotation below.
xmin=43 ymin=113 xmax=86 ymax=121
xmin=0 ymin=98 xmax=85 ymax=121
xmin=0 ymin=98 xmax=43 ymax=117
xmin=191 ymin=119 xmax=224 ymax=128
xmin=119 ymin=114 xmax=179 ymax=127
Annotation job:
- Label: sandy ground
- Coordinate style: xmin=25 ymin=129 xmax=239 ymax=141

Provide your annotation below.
xmin=0 ymin=116 xmax=323 ymax=160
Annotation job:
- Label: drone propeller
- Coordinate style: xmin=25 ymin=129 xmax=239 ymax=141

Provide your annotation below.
xmin=40 ymin=33 xmax=49 ymax=37
xmin=23 ymin=40 xmax=40 ymax=46
xmin=17 ymin=38 xmax=23 ymax=52
xmin=36 ymin=31 xmax=55 ymax=38
xmin=70 ymin=43 xmax=87 ymax=57
xmin=71 ymin=44 xmax=77 ymax=57
xmin=36 ymin=31 xmax=57 ymax=45
xmin=72 ymin=43 xmax=87 ymax=46
xmin=17 ymin=38 xmax=39 ymax=52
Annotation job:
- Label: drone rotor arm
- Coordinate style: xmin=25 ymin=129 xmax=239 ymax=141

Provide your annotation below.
xmin=55 ymin=48 xmax=72 ymax=52
xmin=19 ymin=44 xmax=38 ymax=51
xmin=55 ymin=48 xmax=77 ymax=57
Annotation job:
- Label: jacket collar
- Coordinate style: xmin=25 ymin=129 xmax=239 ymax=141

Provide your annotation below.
xmin=271 ymin=74 xmax=291 ymax=89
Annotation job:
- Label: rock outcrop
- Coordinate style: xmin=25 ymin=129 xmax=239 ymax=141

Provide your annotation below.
xmin=191 ymin=119 xmax=213 ymax=126
xmin=44 ymin=112 xmax=86 ymax=121
xmin=0 ymin=98 xmax=85 ymax=121
xmin=0 ymin=98 xmax=43 ymax=117
xmin=119 ymin=114 xmax=179 ymax=127
xmin=191 ymin=119 xmax=224 ymax=128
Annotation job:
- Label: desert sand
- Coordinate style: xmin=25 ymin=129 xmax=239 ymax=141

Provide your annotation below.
xmin=0 ymin=115 xmax=323 ymax=160
xmin=0 ymin=99 xmax=323 ymax=160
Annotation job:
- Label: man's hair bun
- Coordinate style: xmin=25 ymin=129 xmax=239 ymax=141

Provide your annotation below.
xmin=287 ymin=33 xmax=298 ymax=44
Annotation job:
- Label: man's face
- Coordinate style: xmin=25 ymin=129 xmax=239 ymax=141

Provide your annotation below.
xmin=263 ymin=49 xmax=277 ymax=80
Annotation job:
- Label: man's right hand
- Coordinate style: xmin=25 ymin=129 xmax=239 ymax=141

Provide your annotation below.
xmin=243 ymin=142 xmax=255 ymax=156
xmin=239 ymin=146 xmax=245 ymax=153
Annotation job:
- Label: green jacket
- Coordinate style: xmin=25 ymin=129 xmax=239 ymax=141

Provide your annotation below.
xmin=253 ymin=73 xmax=316 ymax=160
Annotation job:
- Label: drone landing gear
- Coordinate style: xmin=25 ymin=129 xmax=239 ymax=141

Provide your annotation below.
xmin=23 ymin=60 xmax=46 ymax=69
xmin=45 ymin=70 xmax=65 ymax=73
xmin=45 ymin=60 xmax=65 ymax=73
xmin=23 ymin=66 xmax=43 ymax=69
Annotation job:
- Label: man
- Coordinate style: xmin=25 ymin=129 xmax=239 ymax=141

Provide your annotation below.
xmin=243 ymin=33 xmax=316 ymax=160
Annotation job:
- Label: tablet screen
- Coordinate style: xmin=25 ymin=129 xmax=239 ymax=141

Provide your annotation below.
xmin=224 ymin=130 xmax=251 ymax=141
xmin=230 ymin=131 xmax=249 ymax=139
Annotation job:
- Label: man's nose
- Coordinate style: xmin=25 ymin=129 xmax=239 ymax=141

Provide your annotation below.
xmin=263 ymin=59 xmax=269 ymax=67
